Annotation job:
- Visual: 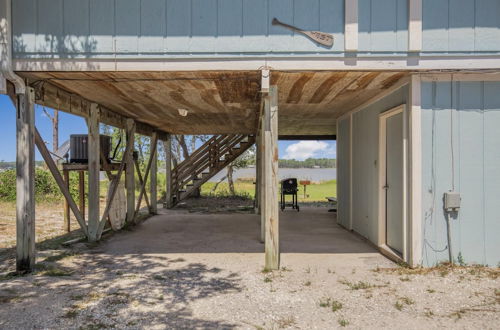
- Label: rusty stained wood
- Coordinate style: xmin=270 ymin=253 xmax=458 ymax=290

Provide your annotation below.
xmin=16 ymin=88 xmax=36 ymax=272
xmin=19 ymin=71 xmax=260 ymax=135
xmin=19 ymin=70 xmax=407 ymax=136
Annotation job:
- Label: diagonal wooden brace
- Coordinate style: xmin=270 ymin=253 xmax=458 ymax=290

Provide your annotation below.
xmin=134 ymin=158 xmax=151 ymax=210
xmin=134 ymin=132 xmax=158 ymax=221
xmin=34 ymin=128 xmax=88 ymax=237
xmin=96 ymin=122 xmax=135 ymax=239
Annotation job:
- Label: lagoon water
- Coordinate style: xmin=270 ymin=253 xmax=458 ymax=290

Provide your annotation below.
xmin=209 ymin=167 xmax=337 ymax=183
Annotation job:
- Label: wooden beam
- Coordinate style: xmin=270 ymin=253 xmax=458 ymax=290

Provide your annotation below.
xmin=149 ymin=137 xmax=158 ymax=214
xmin=79 ymin=171 xmax=85 ymax=221
xmin=259 ymin=113 xmax=265 ymax=243
xmin=125 ymin=119 xmax=136 ymax=223
xmin=34 ymin=128 xmax=88 ymax=236
xmin=164 ymin=136 xmax=173 ymax=209
xmin=16 ymin=87 xmax=36 ymax=273
xmin=87 ymin=103 xmax=100 ymax=241
xmin=29 ymin=80 xmax=169 ymax=140
xmin=264 ymin=85 xmax=279 ymax=270
xmin=63 ymin=170 xmax=70 ymax=232
xmin=134 ymin=132 xmax=158 ymax=221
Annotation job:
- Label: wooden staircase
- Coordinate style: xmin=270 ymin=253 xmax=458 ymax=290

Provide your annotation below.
xmin=171 ymin=134 xmax=255 ymax=205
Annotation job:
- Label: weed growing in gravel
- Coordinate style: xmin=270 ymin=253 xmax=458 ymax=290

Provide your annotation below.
xmin=276 ymin=315 xmax=296 ymax=328
xmin=394 ymin=296 xmax=414 ymax=311
xmin=319 ymin=297 xmax=331 ymax=307
xmin=44 ymin=251 xmax=79 ymax=262
xmin=424 ymin=310 xmax=435 ymax=318
xmin=281 ymin=266 xmax=292 ymax=272
xmin=338 ymin=279 xmax=377 ymax=290
xmin=338 ymin=319 xmax=349 ymax=327
xmin=426 ymin=288 xmax=435 ymax=293
xmin=264 ymin=277 xmax=272 ymax=283
xmin=331 ymin=300 xmax=343 ymax=312
xmin=399 ymin=276 xmax=411 ymax=282
xmin=153 ymin=274 xmax=166 ymax=281
xmin=304 ymin=281 xmax=312 ymax=286
xmin=261 ymin=268 xmax=272 ymax=274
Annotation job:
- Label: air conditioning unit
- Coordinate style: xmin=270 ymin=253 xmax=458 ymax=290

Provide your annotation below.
xmin=70 ymin=134 xmax=112 ymax=164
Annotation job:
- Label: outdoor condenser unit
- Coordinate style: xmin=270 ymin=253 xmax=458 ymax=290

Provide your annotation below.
xmin=69 ymin=134 xmax=112 ymax=164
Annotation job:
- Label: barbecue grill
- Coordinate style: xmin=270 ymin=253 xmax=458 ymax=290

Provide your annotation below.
xmin=280 ymin=178 xmax=300 ymax=212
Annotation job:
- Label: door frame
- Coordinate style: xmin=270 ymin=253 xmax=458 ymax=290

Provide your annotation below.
xmin=378 ymin=104 xmax=408 ymax=263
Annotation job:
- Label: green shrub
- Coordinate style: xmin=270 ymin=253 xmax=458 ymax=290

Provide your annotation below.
xmin=0 ymin=168 xmax=81 ymax=203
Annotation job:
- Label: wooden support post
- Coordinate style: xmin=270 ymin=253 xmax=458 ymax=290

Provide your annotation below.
xmin=149 ymin=135 xmax=158 ymax=214
xmin=255 ymin=132 xmax=261 ymax=214
xmin=125 ymin=119 xmax=136 ymax=223
xmin=16 ymin=87 xmax=36 ymax=273
xmin=34 ymin=129 xmax=88 ymax=236
xmin=79 ymin=171 xmax=85 ymax=220
xmin=63 ymin=170 xmax=70 ymax=232
xmin=259 ymin=114 xmax=266 ymax=243
xmin=164 ymin=135 xmax=173 ymax=208
xmin=87 ymin=103 xmax=100 ymax=241
xmin=264 ymin=86 xmax=279 ymax=270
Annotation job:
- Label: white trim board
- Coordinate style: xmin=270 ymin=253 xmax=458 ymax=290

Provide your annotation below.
xmin=13 ymin=56 xmax=500 ymax=72
xmin=409 ymin=75 xmax=422 ymax=267
xmin=345 ymin=0 xmax=358 ymax=52
xmin=378 ymin=104 xmax=408 ymax=263
xmin=408 ymin=0 xmax=422 ymax=52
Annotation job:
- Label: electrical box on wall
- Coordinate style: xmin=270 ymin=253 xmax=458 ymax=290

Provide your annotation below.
xmin=444 ymin=191 xmax=461 ymax=212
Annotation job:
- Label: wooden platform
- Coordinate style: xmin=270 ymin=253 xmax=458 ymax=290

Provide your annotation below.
xmin=20 ymin=71 xmax=407 ymax=136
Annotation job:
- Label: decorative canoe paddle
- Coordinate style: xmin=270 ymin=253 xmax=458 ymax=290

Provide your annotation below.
xmin=272 ymin=18 xmax=334 ymax=48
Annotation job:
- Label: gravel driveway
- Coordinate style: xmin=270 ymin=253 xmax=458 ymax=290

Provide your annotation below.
xmin=0 ymin=207 xmax=498 ymax=329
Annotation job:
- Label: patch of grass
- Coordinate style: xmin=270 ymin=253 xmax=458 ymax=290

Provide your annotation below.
xmin=39 ymin=267 xmax=73 ymax=277
xmin=424 ymin=310 xmax=435 ymax=318
xmin=395 ymin=296 xmax=414 ymax=311
xmin=331 ymin=300 xmax=343 ymax=312
xmin=0 ymin=272 xmax=19 ymax=281
xmin=339 ymin=279 xmax=377 ymax=290
xmin=63 ymin=309 xmax=79 ymax=318
xmin=399 ymin=276 xmax=411 ymax=282
xmin=338 ymin=319 xmax=349 ymax=327
xmin=319 ymin=297 xmax=331 ymax=308
xmin=426 ymin=288 xmax=435 ymax=293
xmin=261 ymin=268 xmax=272 ymax=274
xmin=276 ymin=315 xmax=296 ymax=329
xmin=44 ymin=251 xmax=79 ymax=263
xmin=153 ymin=274 xmax=166 ymax=281
xmin=281 ymin=266 xmax=292 ymax=272
xmin=264 ymin=277 xmax=272 ymax=283
xmin=304 ymin=281 xmax=312 ymax=286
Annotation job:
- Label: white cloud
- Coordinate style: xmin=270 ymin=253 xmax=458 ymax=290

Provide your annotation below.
xmin=283 ymin=141 xmax=334 ymax=160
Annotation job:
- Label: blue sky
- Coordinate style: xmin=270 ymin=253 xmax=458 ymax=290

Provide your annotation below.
xmin=0 ymin=95 xmax=335 ymax=161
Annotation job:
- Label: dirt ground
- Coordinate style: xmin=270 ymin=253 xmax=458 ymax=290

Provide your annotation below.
xmin=0 ymin=207 xmax=498 ymax=329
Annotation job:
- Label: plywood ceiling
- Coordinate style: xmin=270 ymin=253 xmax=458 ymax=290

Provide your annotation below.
xmin=20 ymin=71 xmax=407 ymax=135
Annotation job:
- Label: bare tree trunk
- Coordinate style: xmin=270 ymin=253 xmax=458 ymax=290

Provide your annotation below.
xmin=176 ymin=135 xmax=190 ymax=160
xmin=227 ymin=164 xmax=235 ymax=195
xmin=211 ymin=175 xmax=227 ymax=194
xmin=53 ymin=110 xmax=59 ymax=152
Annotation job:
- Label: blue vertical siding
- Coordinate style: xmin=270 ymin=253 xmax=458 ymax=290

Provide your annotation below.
xmin=423 ymin=0 xmax=500 ymax=52
xmin=421 ymin=80 xmax=500 ymax=266
xmin=12 ymin=0 xmax=345 ymax=57
xmin=358 ymin=0 xmax=408 ymax=52
xmin=337 ymin=117 xmax=351 ymax=229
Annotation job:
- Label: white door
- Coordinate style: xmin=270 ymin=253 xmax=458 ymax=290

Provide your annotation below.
xmin=385 ymin=112 xmax=404 ymax=254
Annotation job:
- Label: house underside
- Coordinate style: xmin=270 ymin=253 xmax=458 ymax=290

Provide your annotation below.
xmin=2 ymin=0 xmax=500 ymax=272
